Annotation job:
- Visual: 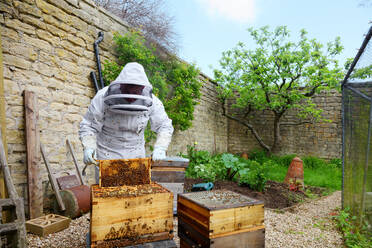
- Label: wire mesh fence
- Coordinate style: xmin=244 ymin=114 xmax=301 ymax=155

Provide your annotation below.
xmin=342 ymin=25 xmax=372 ymax=233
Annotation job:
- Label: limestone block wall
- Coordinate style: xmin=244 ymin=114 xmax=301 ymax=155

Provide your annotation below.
xmin=0 ymin=0 xmax=228 ymax=209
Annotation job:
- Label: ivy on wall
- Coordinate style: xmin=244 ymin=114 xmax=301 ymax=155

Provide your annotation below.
xmin=102 ymin=30 xmax=202 ymax=142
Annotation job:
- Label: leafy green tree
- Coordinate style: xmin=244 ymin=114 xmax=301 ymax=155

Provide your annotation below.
xmin=214 ymin=26 xmax=344 ymax=153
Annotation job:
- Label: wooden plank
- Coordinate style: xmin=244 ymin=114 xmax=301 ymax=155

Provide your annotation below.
xmin=24 ymin=90 xmax=43 ymax=219
xmin=151 ymin=171 xmax=185 ymax=183
xmin=26 ymin=214 xmax=71 ymax=237
xmin=179 ymin=216 xmax=265 ymax=248
xmin=211 ymin=228 xmax=265 ymax=248
xmin=91 ymin=231 xmax=173 ymax=248
xmin=123 ymin=239 xmax=177 ymax=248
xmin=0 ymin=131 xmax=18 ymax=201
xmin=233 ymin=204 xmax=265 ymax=230
xmin=66 ymin=139 xmax=84 ymax=185
xmin=151 ymin=167 xmax=185 ymax=172
xmin=159 ymin=182 xmax=184 ymax=214
xmin=177 ymin=202 xmax=209 ymax=229
xmin=99 ymin=158 xmax=151 ymax=187
xmin=0 ymin=30 xmax=10 ymax=224
xmin=178 ymin=195 xmax=210 ymax=218
xmin=90 ymin=184 xmax=173 ymax=242
xmin=0 ymin=130 xmax=27 ymax=247
xmin=178 ymin=217 xmax=210 ymax=247
xmin=40 ymin=143 xmax=65 ymax=211
xmin=210 ymin=225 xmax=265 ymax=239
xmin=152 ymin=157 xmax=189 ymax=168
xmin=209 ymin=204 xmax=264 ymax=237
xmin=178 ymin=213 xmax=210 ymax=238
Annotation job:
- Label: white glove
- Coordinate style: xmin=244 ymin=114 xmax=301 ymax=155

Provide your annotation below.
xmin=81 ymin=135 xmax=97 ymax=165
xmin=83 ymin=148 xmax=97 ymax=165
xmin=152 ymin=147 xmax=166 ymax=161
xmin=152 ymin=132 xmax=172 ymax=161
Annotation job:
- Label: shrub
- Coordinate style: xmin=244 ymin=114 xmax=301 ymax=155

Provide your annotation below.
xmin=334 ymin=208 xmax=372 ymax=247
xmin=238 ymin=160 xmax=268 ymax=192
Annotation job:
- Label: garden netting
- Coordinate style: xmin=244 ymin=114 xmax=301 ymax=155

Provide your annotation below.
xmin=342 ymin=25 xmax=372 ymax=233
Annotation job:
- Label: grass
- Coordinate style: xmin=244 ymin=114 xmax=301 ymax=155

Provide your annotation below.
xmin=266 ymin=164 xmax=341 ymax=190
xmin=249 ymin=150 xmax=342 ymax=191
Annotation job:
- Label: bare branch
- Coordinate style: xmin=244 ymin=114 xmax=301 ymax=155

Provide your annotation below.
xmin=279 ymin=120 xmax=313 ymax=126
xmin=221 ymin=103 xmax=270 ymax=152
xmin=93 ymin=0 xmax=178 ymax=52
xmin=303 ymin=84 xmax=322 ymax=97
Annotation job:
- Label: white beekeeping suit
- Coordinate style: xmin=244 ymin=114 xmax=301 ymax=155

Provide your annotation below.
xmin=79 ymin=62 xmax=173 ymax=180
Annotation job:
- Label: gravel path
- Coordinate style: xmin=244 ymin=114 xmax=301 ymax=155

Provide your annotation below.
xmin=27 ymin=191 xmax=343 ymax=248
xmin=265 ymin=191 xmax=343 ymax=248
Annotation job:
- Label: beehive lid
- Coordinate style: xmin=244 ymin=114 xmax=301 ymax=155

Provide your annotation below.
xmin=180 ymin=190 xmax=263 ymax=210
xmin=152 ymin=156 xmax=189 ymax=168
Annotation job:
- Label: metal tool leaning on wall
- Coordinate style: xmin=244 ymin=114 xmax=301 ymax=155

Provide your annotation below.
xmin=79 ymin=62 xmax=174 ymax=183
xmin=90 ymin=32 xmax=105 ymax=93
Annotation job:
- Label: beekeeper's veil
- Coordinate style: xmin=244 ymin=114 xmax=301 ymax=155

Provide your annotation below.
xmin=103 ymin=62 xmax=153 ymax=114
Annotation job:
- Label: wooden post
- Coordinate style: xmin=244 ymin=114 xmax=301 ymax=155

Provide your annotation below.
xmin=24 ymin=91 xmax=43 ymax=218
xmin=0 ymin=26 xmax=10 ymax=223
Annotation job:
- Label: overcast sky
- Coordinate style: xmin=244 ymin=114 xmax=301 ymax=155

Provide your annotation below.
xmin=165 ymin=0 xmax=371 ymax=79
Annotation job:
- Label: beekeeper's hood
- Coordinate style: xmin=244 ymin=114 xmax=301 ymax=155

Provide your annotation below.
xmin=103 ymin=62 xmax=153 ymax=114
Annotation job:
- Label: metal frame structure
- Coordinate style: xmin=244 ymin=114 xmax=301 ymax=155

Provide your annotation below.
xmin=342 ymin=25 xmax=372 ymax=231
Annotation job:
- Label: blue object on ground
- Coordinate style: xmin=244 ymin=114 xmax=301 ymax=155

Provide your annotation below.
xmin=191 ymin=182 xmax=214 ymax=192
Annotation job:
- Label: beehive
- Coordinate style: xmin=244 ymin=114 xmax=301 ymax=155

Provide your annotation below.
xmin=152 ymin=157 xmax=189 ymax=214
xmin=90 ymin=183 xmax=174 ymax=248
xmin=178 ymin=190 xmax=265 ymax=248
xmin=99 ymin=158 xmax=151 ymax=187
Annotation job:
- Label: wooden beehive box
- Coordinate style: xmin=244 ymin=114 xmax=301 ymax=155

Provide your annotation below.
xmin=26 ymin=214 xmax=71 ymax=237
xmin=152 ymin=157 xmax=189 ymax=214
xmin=90 ymin=183 xmax=174 ymax=248
xmin=178 ymin=190 xmax=265 ymax=248
xmin=99 ymin=158 xmax=151 ymax=187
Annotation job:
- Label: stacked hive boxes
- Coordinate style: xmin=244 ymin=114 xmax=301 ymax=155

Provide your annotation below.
xmin=178 ymin=190 xmax=265 ymax=248
xmin=151 ymin=157 xmax=189 ymax=214
xmin=90 ymin=158 xmax=174 ymax=248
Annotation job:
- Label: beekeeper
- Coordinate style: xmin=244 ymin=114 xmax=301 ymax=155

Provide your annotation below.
xmin=79 ymin=62 xmax=173 ymax=181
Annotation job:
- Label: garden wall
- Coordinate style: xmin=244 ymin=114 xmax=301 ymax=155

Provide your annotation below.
xmin=0 ymin=0 xmax=340 ymax=210
xmin=227 ymin=90 xmax=342 ymax=159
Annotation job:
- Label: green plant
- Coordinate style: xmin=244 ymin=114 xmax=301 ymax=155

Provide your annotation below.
xmin=334 ymin=207 xmax=372 ymax=248
xmin=248 ymin=149 xmax=269 ymax=164
xmin=102 ymin=31 xmax=202 ymax=141
xmin=303 ymin=156 xmax=327 ymax=169
xmin=185 ymin=144 xmax=213 ymax=179
xmin=220 ymin=153 xmax=245 ymax=180
xmin=304 ymin=188 xmax=317 ymax=199
xmin=238 ymin=160 xmax=268 ymax=192
xmin=329 ymin=158 xmax=342 ymax=169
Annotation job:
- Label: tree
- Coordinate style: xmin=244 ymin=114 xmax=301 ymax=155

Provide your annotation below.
xmin=214 ymin=26 xmax=344 ymax=153
xmin=94 ymin=0 xmax=178 ymax=52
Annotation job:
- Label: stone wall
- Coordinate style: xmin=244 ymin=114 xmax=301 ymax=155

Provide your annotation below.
xmin=228 ymin=90 xmax=342 ymax=159
xmin=0 ymin=0 xmax=229 ymax=210
xmin=0 ymin=0 xmax=341 ymax=211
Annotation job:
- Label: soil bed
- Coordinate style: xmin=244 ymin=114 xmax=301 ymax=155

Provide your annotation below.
xmin=184 ymin=178 xmax=328 ymax=209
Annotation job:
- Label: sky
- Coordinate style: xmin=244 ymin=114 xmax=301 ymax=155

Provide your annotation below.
xmin=165 ymin=0 xmax=372 ymax=79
